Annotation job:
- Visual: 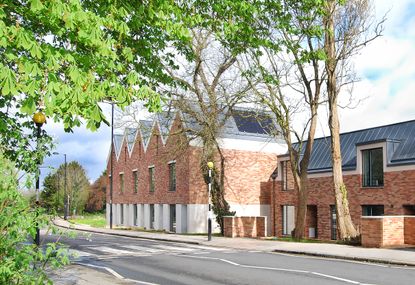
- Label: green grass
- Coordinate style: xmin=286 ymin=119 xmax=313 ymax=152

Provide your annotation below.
xmin=69 ymin=213 xmax=106 ymax=228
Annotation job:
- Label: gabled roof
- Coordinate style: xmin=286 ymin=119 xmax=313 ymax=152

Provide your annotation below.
xmin=139 ymin=120 xmax=153 ymax=148
xmin=113 ymin=134 xmax=124 ymax=157
xmin=126 ymin=128 xmax=138 ymax=152
xmin=109 ymin=107 xmax=284 ymax=160
xmin=288 ymin=120 xmax=415 ymax=173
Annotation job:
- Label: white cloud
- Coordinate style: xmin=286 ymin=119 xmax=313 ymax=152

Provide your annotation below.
xmin=315 ymin=0 xmax=415 ymax=136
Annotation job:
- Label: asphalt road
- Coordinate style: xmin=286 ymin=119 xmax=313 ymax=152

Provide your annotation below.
xmin=43 ymin=231 xmax=415 ymax=285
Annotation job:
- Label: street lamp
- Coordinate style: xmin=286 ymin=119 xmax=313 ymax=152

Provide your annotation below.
xmin=207 ymin=161 xmax=214 ymax=241
xmin=33 ymin=110 xmax=46 ymax=246
xmin=101 ymin=100 xmax=115 ymax=229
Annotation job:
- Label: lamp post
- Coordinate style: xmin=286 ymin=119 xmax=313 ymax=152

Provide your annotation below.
xmin=207 ymin=161 xmax=214 ymax=241
xmin=63 ymin=153 xmax=68 ymax=220
xmin=33 ymin=111 xmax=46 ymax=246
xmin=109 ymin=102 xmax=114 ymax=229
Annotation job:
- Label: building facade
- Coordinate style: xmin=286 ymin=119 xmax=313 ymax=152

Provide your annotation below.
xmin=267 ymin=120 xmax=415 ymax=240
xmin=106 ymin=110 xmax=286 ymax=234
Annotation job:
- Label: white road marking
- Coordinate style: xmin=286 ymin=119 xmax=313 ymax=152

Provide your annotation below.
xmin=122 ymin=245 xmax=164 ymax=253
xmin=185 ymin=245 xmax=229 ymax=251
xmin=76 ymin=262 xmax=159 ymax=285
xmin=179 ymin=255 xmax=374 ymax=284
xmin=311 ymin=272 xmax=360 ymax=284
xmin=151 ymin=244 xmax=196 ymax=252
xmin=69 ymin=249 xmax=94 ymax=257
xmin=93 ymin=246 xmax=134 ymax=255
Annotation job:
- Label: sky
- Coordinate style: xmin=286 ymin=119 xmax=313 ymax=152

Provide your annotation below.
xmin=41 ymin=0 xmax=415 ymax=182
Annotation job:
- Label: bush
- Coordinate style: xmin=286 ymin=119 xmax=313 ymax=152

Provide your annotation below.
xmin=0 ymin=154 xmax=69 ymax=284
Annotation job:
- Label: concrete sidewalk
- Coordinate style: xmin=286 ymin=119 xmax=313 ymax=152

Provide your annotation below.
xmin=49 ymin=264 xmax=133 ymax=285
xmin=53 ymin=218 xmax=415 ymax=267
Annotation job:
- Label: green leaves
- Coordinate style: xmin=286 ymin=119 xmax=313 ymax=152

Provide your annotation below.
xmin=0 ymin=152 xmax=70 ymax=284
xmin=0 ymin=66 xmax=17 ymax=96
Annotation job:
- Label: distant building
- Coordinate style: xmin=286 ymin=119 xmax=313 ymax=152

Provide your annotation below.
xmin=267 ymin=120 xmax=415 ymax=240
xmin=106 ymin=109 xmax=286 ymax=234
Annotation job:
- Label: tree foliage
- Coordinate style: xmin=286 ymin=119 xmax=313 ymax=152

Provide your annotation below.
xmin=0 ymin=151 xmax=69 ymax=284
xmin=41 ymin=161 xmax=90 ymax=216
xmin=0 ymin=0 xmax=188 ymax=173
xmin=85 ymin=170 xmax=107 ymax=213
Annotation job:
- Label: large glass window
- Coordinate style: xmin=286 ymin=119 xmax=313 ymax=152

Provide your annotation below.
xmin=119 ymin=173 xmax=124 ymax=193
xmin=330 ymin=205 xmax=337 ymax=240
xmin=362 ymin=148 xmax=384 ymax=187
xmin=133 ymin=204 xmax=138 ymax=226
xmin=362 ymin=205 xmax=384 ymax=216
xmin=149 ymin=167 xmax=155 ymax=192
xmin=133 ymin=170 xmax=138 ymax=193
xmin=169 ymin=162 xmax=176 ymax=192
xmin=282 ymin=205 xmax=295 ymax=235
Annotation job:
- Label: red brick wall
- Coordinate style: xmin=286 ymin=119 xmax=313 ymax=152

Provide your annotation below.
xmin=361 ymin=217 xmax=406 ymax=247
xmin=404 ymin=217 xmax=415 ymax=245
xmin=361 ymin=218 xmax=384 ymax=247
xmin=223 ymin=216 xmax=266 ymax=238
xmin=107 ymin=114 xmax=279 ymax=208
xmin=107 ymin=115 xmax=194 ymax=205
xmin=223 ymin=150 xmax=277 ymax=205
xmin=268 ymin=168 xmax=415 ymax=240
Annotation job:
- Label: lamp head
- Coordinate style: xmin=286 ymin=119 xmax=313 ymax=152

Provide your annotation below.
xmin=33 ymin=111 xmax=46 ymax=127
xmin=207 ymin=161 xmax=214 ymax=169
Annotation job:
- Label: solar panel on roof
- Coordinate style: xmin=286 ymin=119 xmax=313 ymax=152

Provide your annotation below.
xmin=233 ymin=110 xmax=275 ymax=135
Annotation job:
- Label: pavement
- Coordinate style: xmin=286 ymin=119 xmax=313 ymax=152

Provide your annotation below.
xmin=50 ymin=217 xmax=415 ymax=284
xmin=49 ymin=264 xmax=132 ymax=285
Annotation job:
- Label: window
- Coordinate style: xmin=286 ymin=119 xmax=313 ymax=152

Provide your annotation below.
xmin=133 ymin=170 xmax=138 ymax=193
xmin=362 ymin=205 xmax=384 ymax=216
xmin=133 ymin=204 xmax=138 ymax=226
xmin=150 ymin=204 xmax=155 ymax=229
xmin=170 ymin=204 xmax=176 ymax=232
xmin=362 ymin=148 xmax=384 ymax=187
xmin=281 ymin=161 xmax=294 ymax=191
xmin=330 ymin=205 xmax=337 ymax=240
xmin=169 ymin=162 xmax=176 ymax=192
xmin=149 ymin=166 xmax=155 ymax=192
xmin=119 ymin=173 xmax=124 ymax=193
xmin=282 ymin=205 xmax=295 ymax=235
xmin=120 ymin=204 xmax=124 ymax=224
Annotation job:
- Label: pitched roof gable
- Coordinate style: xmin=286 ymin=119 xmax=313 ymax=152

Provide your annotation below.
xmin=288 ymin=120 xmax=415 ymax=173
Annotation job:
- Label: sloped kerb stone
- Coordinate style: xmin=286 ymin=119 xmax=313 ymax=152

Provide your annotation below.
xmin=272 ymin=249 xmax=415 ymax=267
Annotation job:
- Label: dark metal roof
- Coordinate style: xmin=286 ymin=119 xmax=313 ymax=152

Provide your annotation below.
xmin=291 ymin=120 xmax=415 ymax=173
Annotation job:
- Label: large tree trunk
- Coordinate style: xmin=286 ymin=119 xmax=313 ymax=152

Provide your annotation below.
xmin=293 ymin=176 xmax=308 ymax=239
xmin=325 ymin=0 xmax=359 ymax=240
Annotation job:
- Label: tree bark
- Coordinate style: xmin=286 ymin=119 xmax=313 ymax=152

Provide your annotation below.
xmin=325 ymin=0 xmax=359 ymax=240
xmin=293 ymin=174 xmax=308 ymax=239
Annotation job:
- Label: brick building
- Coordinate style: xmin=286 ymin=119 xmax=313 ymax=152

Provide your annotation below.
xmin=106 ymin=109 xmax=286 ymax=234
xmin=267 ymin=120 xmax=415 ymax=241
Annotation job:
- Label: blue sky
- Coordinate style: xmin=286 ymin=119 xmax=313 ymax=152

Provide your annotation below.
xmin=41 ymin=0 xmax=415 ymax=182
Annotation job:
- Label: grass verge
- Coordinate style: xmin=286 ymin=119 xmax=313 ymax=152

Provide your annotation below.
xmin=69 ymin=213 xmax=106 ymax=228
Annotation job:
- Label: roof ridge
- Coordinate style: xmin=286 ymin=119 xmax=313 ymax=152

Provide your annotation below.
xmin=311 ymin=119 xmax=415 ymax=142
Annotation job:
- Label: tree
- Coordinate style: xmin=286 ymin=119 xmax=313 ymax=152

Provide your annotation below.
xmin=41 ymin=161 xmax=90 ymax=215
xmin=323 ymin=0 xmax=383 ymax=240
xmin=85 ymin=171 xmax=107 ymax=213
xmin=0 ymin=0 xmax=186 ymax=174
xmin=160 ymin=28 xmax=253 ymax=233
xmin=0 ymin=150 xmax=69 ymax=284
xmin=214 ymin=1 xmax=324 ymax=239
xmin=41 ymin=170 xmax=62 ymax=212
